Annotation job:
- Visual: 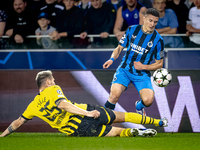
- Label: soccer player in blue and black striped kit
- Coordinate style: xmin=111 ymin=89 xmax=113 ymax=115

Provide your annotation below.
xmin=103 ymin=8 xmax=164 ymax=116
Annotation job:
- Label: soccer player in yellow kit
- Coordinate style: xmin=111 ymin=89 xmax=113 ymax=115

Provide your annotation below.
xmin=0 ymin=70 xmax=167 ymax=137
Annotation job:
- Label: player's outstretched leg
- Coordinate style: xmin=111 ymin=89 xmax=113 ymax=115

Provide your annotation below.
xmin=120 ymin=128 xmax=157 ymax=137
xmin=113 ymin=111 xmax=168 ymax=127
xmin=125 ymin=112 xmax=168 ymax=127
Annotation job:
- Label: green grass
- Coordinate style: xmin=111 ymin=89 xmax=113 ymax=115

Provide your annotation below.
xmin=0 ymin=132 xmax=200 ymax=150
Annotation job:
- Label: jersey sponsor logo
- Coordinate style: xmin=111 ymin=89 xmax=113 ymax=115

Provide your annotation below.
xmin=19 ymin=18 xmax=23 ymax=21
xmin=57 ymin=90 xmax=62 ymax=95
xmin=130 ymin=43 xmax=149 ymax=54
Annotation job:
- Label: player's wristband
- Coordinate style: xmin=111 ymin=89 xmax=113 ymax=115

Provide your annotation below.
xmin=109 ymin=58 xmax=115 ymax=62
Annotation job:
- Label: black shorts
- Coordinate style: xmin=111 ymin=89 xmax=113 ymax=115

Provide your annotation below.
xmin=72 ymin=104 xmax=116 ymax=137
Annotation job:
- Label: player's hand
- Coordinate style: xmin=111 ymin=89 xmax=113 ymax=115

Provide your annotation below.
xmin=103 ymin=59 xmax=113 ymax=69
xmin=134 ymin=61 xmax=145 ymax=70
xmin=100 ymin=32 xmax=109 ymax=38
xmin=14 ymin=34 xmax=24 ymax=43
xmin=5 ymin=29 xmax=13 ymax=37
xmin=87 ymin=110 xmax=100 ymax=119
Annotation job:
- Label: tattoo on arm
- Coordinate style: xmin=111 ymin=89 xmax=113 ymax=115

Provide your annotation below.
xmin=8 ymin=125 xmax=15 ymax=134
xmin=55 ymin=99 xmax=65 ymax=107
xmin=19 ymin=116 xmax=28 ymax=124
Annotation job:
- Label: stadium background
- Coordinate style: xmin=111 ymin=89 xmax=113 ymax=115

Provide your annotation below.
xmin=0 ymin=52 xmax=199 ymax=133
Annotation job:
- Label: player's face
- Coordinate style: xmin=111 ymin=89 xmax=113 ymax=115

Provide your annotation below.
xmin=90 ymin=0 xmax=102 ymax=9
xmin=125 ymin=0 xmax=136 ymax=8
xmin=193 ymin=0 xmax=200 ymax=8
xmin=13 ymin=0 xmax=27 ymax=13
xmin=63 ymin=0 xmax=75 ymax=10
xmin=153 ymin=0 xmax=166 ymax=12
xmin=143 ymin=14 xmax=159 ymax=33
xmin=49 ymin=76 xmax=55 ymax=86
xmin=38 ymin=18 xmax=50 ymax=28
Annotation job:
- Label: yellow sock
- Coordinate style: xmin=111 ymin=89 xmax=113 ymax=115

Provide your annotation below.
xmin=120 ymin=128 xmax=133 ymax=137
xmin=125 ymin=112 xmax=160 ymax=126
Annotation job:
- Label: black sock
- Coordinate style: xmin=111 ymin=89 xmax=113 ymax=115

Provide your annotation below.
xmin=104 ymin=100 xmax=116 ymax=110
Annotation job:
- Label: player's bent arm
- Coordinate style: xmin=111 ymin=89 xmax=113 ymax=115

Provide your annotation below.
xmin=0 ymin=116 xmax=28 ymax=137
xmin=145 ymin=59 xmax=163 ymax=71
xmin=103 ymin=45 xmax=124 ymax=69
xmin=111 ymin=45 xmax=124 ymax=60
xmin=57 ymin=99 xmax=100 ymax=119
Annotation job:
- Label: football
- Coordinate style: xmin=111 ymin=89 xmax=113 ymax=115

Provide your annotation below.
xmin=153 ymin=68 xmax=172 ymax=87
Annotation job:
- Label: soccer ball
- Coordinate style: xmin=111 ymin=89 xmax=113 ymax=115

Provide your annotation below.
xmin=153 ymin=68 xmax=172 ymax=87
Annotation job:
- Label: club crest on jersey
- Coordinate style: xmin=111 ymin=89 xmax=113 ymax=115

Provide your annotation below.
xmin=134 ymin=13 xmax=138 ymax=19
xmin=57 ymin=90 xmax=62 ymax=95
xmin=113 ymin=76 xmax=117 ymax=81
xmin=147 ymin=41 xmax=153 ymax=48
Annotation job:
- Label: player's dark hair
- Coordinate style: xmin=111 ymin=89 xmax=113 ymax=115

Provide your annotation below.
xmin=146 ymin=8 xmax=159 ymax=18
xmin=36 ymin=70 xmax=53 ymax=88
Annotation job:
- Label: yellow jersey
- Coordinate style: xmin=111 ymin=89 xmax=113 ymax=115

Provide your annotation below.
xmin=22 ymin=85 xmax=87 ymax=135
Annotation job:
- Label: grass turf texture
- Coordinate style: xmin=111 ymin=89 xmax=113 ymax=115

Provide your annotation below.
xmin=0 ymin=132 xmax=200 ymax=150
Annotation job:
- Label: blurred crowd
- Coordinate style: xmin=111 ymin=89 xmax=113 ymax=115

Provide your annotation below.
xmin=0 ymin=0 xmax=200 ymax=49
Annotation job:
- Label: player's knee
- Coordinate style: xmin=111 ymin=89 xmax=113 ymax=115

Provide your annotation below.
xmin=142 ymin=97 xmax=154 ymax=107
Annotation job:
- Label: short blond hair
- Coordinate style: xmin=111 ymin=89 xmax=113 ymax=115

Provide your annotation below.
xmin=35 ymin=70 xmax=53 ymax=88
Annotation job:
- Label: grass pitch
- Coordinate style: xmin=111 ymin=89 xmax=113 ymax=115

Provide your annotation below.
xmin=0 ymin=132 xmax=199 ymax=150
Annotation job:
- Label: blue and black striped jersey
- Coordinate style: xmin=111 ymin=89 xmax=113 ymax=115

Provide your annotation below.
xmin=118 ymin=25 xmax=164 ymax=76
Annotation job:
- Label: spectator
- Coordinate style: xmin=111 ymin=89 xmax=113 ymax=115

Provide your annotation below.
xmin=77 ymin=0 xmax=91 ymax=10
xmin=153 ymin=0 xmax=184 ymax=47
xmin=0 ymin=9 xmax=7 ymax=38
xmin=51 ymin=0 xmax=84 ymax=47
xmin=5 ymin=0 xmax=36 ymax=44
xmin=80 ymin=0 xmax=116 ymax=47
xmin=113 ymin=0 xmax=147 ymax=41
xmin=186 ymin=0 xmax=200 ymax=46
xmin=106 ymin=0 xmax=122 ymax=11
xmin=29 ymin=0 xmax=46 ymax=12
xmin=166 ymin=0 xmax=189 ymax=33
xmin=35 ymin=12 xmax=58 ymax=49
xmin=138 ymin=0 xmax=153 ymax=8
xmin=56 ymin=0 xmax=65 ymax=6
xmin=40 ymin=0 xmax=64 ymax=28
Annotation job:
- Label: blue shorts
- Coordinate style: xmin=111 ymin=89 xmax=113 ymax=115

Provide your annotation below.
xmin=112 ymin=68 xmax=154 ymax=92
